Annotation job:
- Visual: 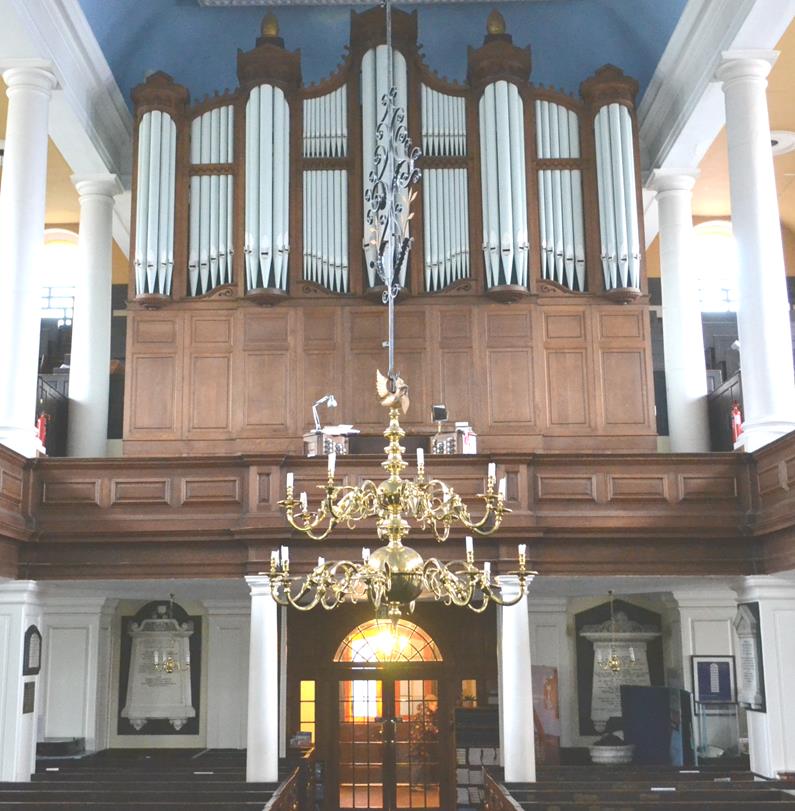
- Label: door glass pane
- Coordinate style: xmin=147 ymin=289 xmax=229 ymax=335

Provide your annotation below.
xmin=339 ymin=680 xmax=384 ymax=809
xmin=394 ymin=679 xmax=440 ymax=809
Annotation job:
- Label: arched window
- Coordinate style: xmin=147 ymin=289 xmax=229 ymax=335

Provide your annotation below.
xmin=40 ymin=228 xmax=79 ymax=326
xmin=333 ymin=618 xmax=442 ymax=664
xmin=694 ymin=220 xmax=739 ymax=312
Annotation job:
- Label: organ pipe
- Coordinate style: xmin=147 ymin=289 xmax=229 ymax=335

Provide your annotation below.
xmin=245 ymin=84 xmax=290 ymax=292
xmin=134 ymin=110 xmax=177 ymax=297
xmin=594 ymin=102 xmax=640 ymax=291
xmin=535 ymin=99 xmax=586 ymax=291
xmin=303 ymin=85 xmax=347 ymax=158
xmin=188 ymin=104 xmax=234 ymax=296
xmin=303 ymin=170 xmax=350 ymax=293
xmin=479 ymin=80 xmax=528 ymax=289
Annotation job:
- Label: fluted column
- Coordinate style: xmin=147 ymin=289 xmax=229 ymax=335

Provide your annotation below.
xmin=67 ymin=175 xmax=123 ymax=457
xmin=497 ymin=576 xmax=536 ymax=782
xmin=716 ymin=51 xmax=795 ymax=452
xmin=648 ymin=169 xmax=710 ymax=452
xmin=245 ymin=576 xmax=279 ymax=783
xmin=0 ymin=64 xmax=58 ymax=457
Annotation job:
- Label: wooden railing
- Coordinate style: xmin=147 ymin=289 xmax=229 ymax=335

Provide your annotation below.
xmin=484 ymin=769 xmax=523 ymax=811
xmin=264 ymin=766 xmax=301 ymax=811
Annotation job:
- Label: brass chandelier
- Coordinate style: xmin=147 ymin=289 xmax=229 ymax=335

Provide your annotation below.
xmin=268 ymin=0 xmax=534 ymax=621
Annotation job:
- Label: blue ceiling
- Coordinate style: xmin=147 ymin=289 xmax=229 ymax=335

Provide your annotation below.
xmin=78 ymin=0 xmax=687 ymax=108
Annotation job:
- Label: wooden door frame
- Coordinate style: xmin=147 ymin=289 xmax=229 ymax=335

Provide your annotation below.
xmin=324 ymin=661 xmax=454 ymax=811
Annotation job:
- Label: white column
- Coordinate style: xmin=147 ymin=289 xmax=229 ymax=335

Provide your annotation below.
xmin=671 ymin=587 xmax=738 ymax=752
xmin=648 ymin=170 xmax=710 ymax=452
xmin=245 ymin=576 xmax=279 ymax=782
xmin=734 ymin=576 xmax=795 ymax=778
xmin=497 ymin=577 xmax=536 ymax=782
xmin=716 ymin=51 xmax=795 ymax=452
xmin=0 ymin=581 xmax=42 ymax=782
xmin=67 ymin=174 xmax=123 ymax=458
xmin=0 ymin=64 xmax=58 ymax=457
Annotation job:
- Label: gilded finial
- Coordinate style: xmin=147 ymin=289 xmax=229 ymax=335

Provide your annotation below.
xmin=261 ymin=11 xmax=279 ymax=39
xmin=486 ymin=9 xmax=506 ymax=36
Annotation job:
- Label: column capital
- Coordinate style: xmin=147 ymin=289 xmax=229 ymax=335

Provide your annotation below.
xmin=245 ymin=574 xmax=273 ymax=598
xmin=671 ymin=586 xmax=738 ymax=610
xmin=1 ymin=61 xmax=57 ymax=95
xmin=72 ymin=173 xmax=124 ymax=201
xmin=647 ymin=168 xmax=699 ymax=195
xmin=0 ymin=579 xmax=40 ymax=606
xmin=734 ymin=575 xmax=795 ymax=604
xmin=716 ymin=50 xmax=778 ymax=86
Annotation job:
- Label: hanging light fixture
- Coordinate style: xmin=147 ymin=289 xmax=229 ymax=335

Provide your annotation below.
xmin=595 ymin=590 xmax=637 ymax=674
xmin=269 ymin=0 xmax=534 ymax=622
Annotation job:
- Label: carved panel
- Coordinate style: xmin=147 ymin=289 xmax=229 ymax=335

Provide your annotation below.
xmin=182 ymin=477 xmax=242 ymax=505
xmin=134 ymin=318 xmax=177 ymax=345
xmin=302 ymin=351 xmax=339 ymax=431
xmin=439 ymin=309 xmax=473 ymax=347
xmin=678 ymin=475 xmax=739 ymax=502
xmin=0 ymin=469 xmax=23 ymax=506
xmin=349 ymin=310 xmax=385 ymax=349
xmin=544 ymin=313 xmax=585 ymax=341
xmin=608 ymin=475 xmax=668 ymax=502
xmin=189 ymin=355 xmax=232 ymax=432
xmin=256 ymin=472 xmax=272 ymax=507
xmin=599 ymin=311 xmax=643 ymax=340
xmin=41 ymin=480 xmax=100 ymax=506
xmin=243 ymin=352 xmax=291 ymax=430
xmin=192 ymin=317 xmax=232 ymax=345
xmin=757 ymin=463 xmax=784 ymax=497
xmin=243 ymin=311 xmax=291 ymax=349
xmin=348 ymin=350 xmax=386 ymax=426
xmin=130 ymin=355 xmax=178 ymax=431
xmin=485 ymin=311 xmax=532 ymax=349
xmin=599 ymin=350 xmax=647 ymax=426
xmin=546 ymin=350 xmax=589 ymax=427
xmin=303 ymin=309 xmax=338 ymax=348
xmin=486 ymin=349 xmax=534 ymax=426
xmin=536 ymin=474 xmax=596 ymax=501
xmin=111 ymin=479 xmax=170 ymax=505
xmin=439 ymin=350 xmax=475 ymax=427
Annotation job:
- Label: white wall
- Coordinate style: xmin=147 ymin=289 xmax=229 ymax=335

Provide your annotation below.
xmin=205 ymin=600 xmax=249 ymax=749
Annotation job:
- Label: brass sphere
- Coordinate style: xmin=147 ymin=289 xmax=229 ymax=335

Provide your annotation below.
xmin=369 ymin=543 xmax=424 ymax=604
xmin=486 ymin=9 xmax=506 ymax=36
xmin=261 ymin=12 xmax=279 ymax=38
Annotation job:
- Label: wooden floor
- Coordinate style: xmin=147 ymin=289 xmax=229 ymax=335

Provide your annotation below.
xmin=0 ymin=749 xmax=280 ymax=810
xmin=496 ymin=764 xmax=795 ymax=811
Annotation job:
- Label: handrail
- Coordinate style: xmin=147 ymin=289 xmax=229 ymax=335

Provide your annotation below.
xmin=483 ymin=769 xmax=524 ymax=811
xmin=263 ymin=766 xmax=300 ymax=811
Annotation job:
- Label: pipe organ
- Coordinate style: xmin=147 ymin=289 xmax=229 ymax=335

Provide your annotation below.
xmin=129 ymin=9 xmax=645 ymax=305
xmin=125 ymin=10 xmax=656 ymax=456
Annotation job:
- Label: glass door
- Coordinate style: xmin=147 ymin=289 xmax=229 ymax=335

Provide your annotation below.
xmin=337 ymin=677 xmax=441 ymax=811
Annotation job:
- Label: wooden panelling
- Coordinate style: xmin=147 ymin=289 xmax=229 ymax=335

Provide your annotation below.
xmin=678 ymin=474 xmax=738 ymax=502
xmin=599 ymin=350 xmax=648 ymax=426
xmin=243 ymin=311 xmax=290 ymax=348
xmin=303 ymin=309 xmax=337 ymax=347
xmin=484 ymin=310 xmax=532 ymax=348
xmin=438 ymin=309 xmax=472 ymax=347
xmin=608 ymin=474 xmax=668 ymax=502
xmin=189 ymin=355 xmax=232 ymax=432
xmin=182 ymin=477 xmax=241 ymax=505
xmin=243 ymin=352 xmax=291 ymax=430
xmin=41 ymin=479 xmax=100 ymax=506
xmin=546 ymin=350 xmax=589 ymax=426
xmin=439 ymin=350 xmax=475 ymax=426
xmin=0 ymin=468 xmax=22 ymax=506
xmin=192 ymin=317 xmax=232 ymax=345
xmin=349 ymin=310 xmax=385 ymax=348
xmin=536 ymin=474 xmax=596 ymax=501
xmin=111 ymin=479 xmax=170 ymax=505
xmin=486 ymin=349 xmax=534 ymax=426
xmin=598 ymin=311 xmax=643 ymax=340
xmin=134 ymin=318 xmax=177 ymax=345
xmin=347 ymin=350 xmax=386 ymax=427
xmin=129 ymin=355 xmax=178 ymax=431
xmin=544 ymin=312 xmax=585 ymax=341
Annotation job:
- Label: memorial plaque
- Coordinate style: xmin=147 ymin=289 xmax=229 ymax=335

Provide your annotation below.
xmin=22 ymin=681 xmax=35 ymax=714
xmin=734 ymin=603 xmax=765 ymax=711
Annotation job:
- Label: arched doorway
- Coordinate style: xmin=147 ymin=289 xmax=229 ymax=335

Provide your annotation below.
xmin=331 ymin=618 xmax=450 ymax=811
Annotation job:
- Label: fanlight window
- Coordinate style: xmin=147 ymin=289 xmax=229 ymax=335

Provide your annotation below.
xmin=334 ymin=619 xmax=442 ymax=664
xmin=694 ymin=220 xmax=739 ymax=313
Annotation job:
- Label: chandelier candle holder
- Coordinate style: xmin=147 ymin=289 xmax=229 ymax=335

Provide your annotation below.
xmin=273 ymin=395 xmax=533 ymax=621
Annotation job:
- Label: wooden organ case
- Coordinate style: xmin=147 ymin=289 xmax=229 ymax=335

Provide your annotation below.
xmin=124 ymin=8 xmax=655 ymax=455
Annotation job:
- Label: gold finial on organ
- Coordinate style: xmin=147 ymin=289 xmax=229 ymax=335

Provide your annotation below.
xmin=486 ymin=9 xmax=506 ymax=36
xmin=261 ymin=11 xmax=280 ymax=39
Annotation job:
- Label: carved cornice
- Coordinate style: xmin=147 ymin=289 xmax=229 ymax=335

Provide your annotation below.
xmin=580 ymin=64 xmax=638 ymax=111
xmin=237 ymin=34 xmax=302 ymax=93
xmin=349 ymin=6 xmax=418 ymax=56
xmin=131 ymin=71 xmax=190 ymax=119
xmin=466 ymin=36 xmax=532 ymax=90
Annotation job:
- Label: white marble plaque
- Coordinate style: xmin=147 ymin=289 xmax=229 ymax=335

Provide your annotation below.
xmin=734 ymin=604 xmax=764 ymax=710
xmin=121 ymin=617 xmax=195 ymax=731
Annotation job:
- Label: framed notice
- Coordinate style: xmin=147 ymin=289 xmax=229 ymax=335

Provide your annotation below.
xmin=733 ymin=602 xmax=766 ymax=712
xmin=22 ymin=625 xmax=42 ymax=676
xmin=691 ymin=655 xmax=736 ymax=709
